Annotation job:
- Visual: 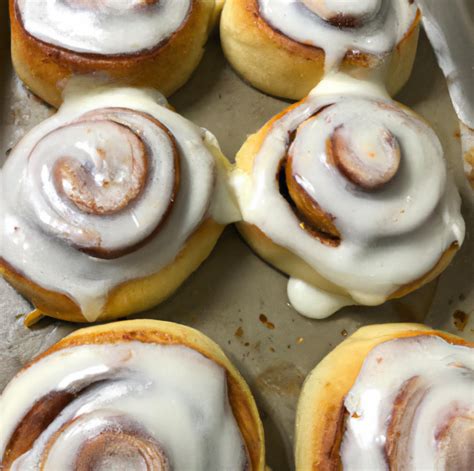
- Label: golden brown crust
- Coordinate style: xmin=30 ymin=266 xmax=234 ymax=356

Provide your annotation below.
xmin=9 ymin=0 xmax=215 ymax=107
xmin=0 ymin=218 xmax=224 ymax=323
xmin=234 ymin=98 xmax=461 ymax=306
xmin=294 ymin=323 xmax=473 ymax=470
xmin=221 ymin=0 xmax=420 ymax=100
xmin=3 ymin=320 xmax=266 ymax=471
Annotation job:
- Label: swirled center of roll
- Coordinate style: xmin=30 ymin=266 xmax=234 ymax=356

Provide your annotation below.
xmin=302 ymin=0 xmax=382 ymax=27
xmin=282 ymin=98 xmax=446 ymax=245
xmin=71 ymin=418 xmax=170 ymax=471
xmin=329 ymin=122 xmax=400 ymax=189
xmin=52 ymin=121 xmax=148 ymax=215
xmin=341 ymin=336 xmax=474 ymax=470
xmin=284 ymin=101 xmax=404 ymax=241
xmin=436 ymin=414 xmax=474 ymax=471
xmin=26 ymin=108 xmax=179 ymax=259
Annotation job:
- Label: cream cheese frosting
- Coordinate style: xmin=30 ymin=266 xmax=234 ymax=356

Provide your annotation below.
xmin=15 ymin=0 xmax=193 ymax=55
xmin=0 ymin=341 xmax=249 ymax=470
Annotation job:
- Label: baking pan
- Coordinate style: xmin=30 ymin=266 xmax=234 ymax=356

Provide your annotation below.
xmin=0 ymin=5 xmax=472 ymax=470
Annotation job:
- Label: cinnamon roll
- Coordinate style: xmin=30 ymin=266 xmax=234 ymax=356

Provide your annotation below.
xmin=295 ymin=323 xmax=474 ymax=470
xmin=0 ymin=85 xmax=239 ymax=323
xmin=9 ymin=0 xmax=217 ymax=107
xmin=0 ymin=319 xmax=265 ymax=470
xmin=220 ymin=0 xmax=420 ymax=100
xmin=231 ymin=74 xmax=465 ymax=319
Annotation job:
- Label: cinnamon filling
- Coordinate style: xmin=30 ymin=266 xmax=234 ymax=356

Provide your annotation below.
xmin=302 ymin=0 xmax=383 ymax=28
xmin=278 ymin=102 xmax=402 ymax=244
xmin=53 ymin=121 xmax=148 ymax=216
xmin=74 ymin=428 xmax=170 ymax=471
xmin=324 ymin=405 xmax=347 ymax=471
xmin=284 ymin=158 xmax=341 ymax=242
xmin=278 ymin=157 xmax=340 ymax=246
xmin=329 ymin=123 xmax=400 ymax=190
xmin=385 ymin=376 xmax=474 ymax=470
xmin=2 ymin=391 xmax=75 ymax=469
xmin=385 ymin=376 xmax=428 ymax=469
xmin=436 ymin=413 xmax=474 ymax=471
xmin=2 ymin=392 xmax=171 ymax=470
xmin=275 ymin=106 xmax=340 ymax=245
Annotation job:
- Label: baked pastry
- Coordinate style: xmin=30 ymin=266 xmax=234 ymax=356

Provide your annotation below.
xmin=295 ymin=323 xmax=474 ymax=470
xmin=9 ymin=0 xmax=217 ymax=107
xmin=220 ymin=0 xmax=420 ymax=100
xmin=231 ymin=73 xmax=465 ymax=319
xmin=212 ymin=0 xmax=227 ymax=26
xmin=0 ymin=85 xmax=238 ymax=323
xmin=0 ymin=319 xmax=265 ymax=470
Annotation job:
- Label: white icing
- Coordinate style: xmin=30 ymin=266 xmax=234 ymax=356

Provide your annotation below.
xmin=258 ymin=0 xmax=418 ymax=72
xmin=0 ymin=341 xmax=248 ymax=470
xmin=204 ymin=130 xmax=243 ymax=225
xmin=309 ymin=71 xmax=389 ymax=98
xmin=231 ymin=74 xmax=465 ymax=318
xmin=1 ymin=86 xmax=238 ymax=321
xmin=303 ymin=0 xmax=382 ymax=22
xmin=25 ymin=110 xmax=177 ymax=253
xmin=341 ymin=335 xmax=474 ymax=470
xmin=16 ymin=0 xmax=192 ymax=55
xmin=287 ymin=278 xmax=353 ymax=319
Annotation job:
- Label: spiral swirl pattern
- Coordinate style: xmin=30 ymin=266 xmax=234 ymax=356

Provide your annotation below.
xmin=15 ymin=0 xmax=192 ymax=55
xmin=286 ymin=98 xmax=444 ymax=242
xmin=0 ymin=337 xmax=249 ymax=470
xmin=232 ymin=75 xmax=464 ymax=316
xmin=257 ymin=0 xmax=417 ymax=71
xmin=342 ymin=335 xmax=474 ymax=470
xmin=26 ymin=108 xmax=179 ymax=258
xmin=1 ymin=87 xmax=230 ymax=321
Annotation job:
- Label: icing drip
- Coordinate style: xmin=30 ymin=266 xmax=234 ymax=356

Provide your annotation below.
xmin=258 ymin=0 xmax=418 ymax=72
xmin=287 ymin=278 xmax=352 ymax=319
xmin=0 ymin=341 xmax=249 ymax=470
xmin=1 ymin=87 xmax=238 ymax=321
xmin=15 ymin=0 xmax=192 ymax=55
xmin=231 ymin=74 xmax=465 ymax=319
xmin=341 ymin=336 xmax=474 ymax=470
